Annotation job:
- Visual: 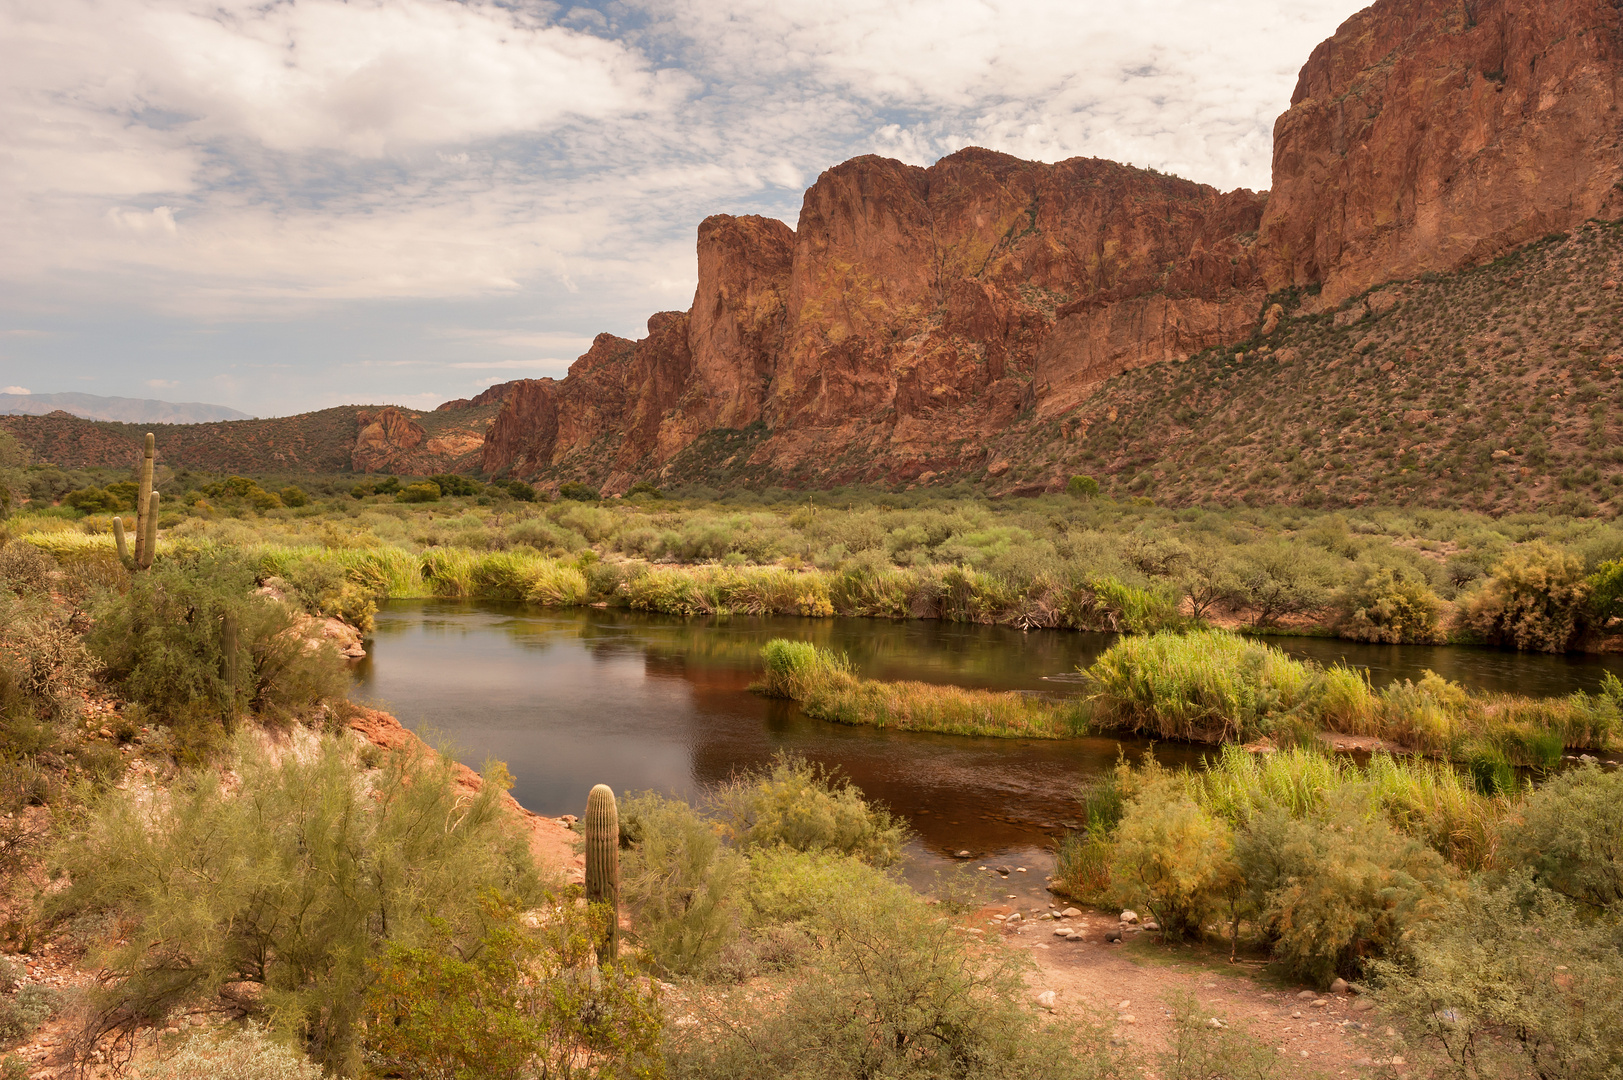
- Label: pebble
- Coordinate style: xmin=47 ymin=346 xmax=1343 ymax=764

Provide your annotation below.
xmin=1120 ymin=910 xmax=1139 ymax=925
xmin=954 ymin=850 xmax=972 ymax=859
xmin=1312 ymin=999 xmax=1329 ymax=1009
xmin=1035 ymin=990 xmax=1057 ymax=1010
xmin=1351 ymin=998 xmax=1375 ymax=1013
xmin=1330 ymin=978 xmax=1350 ymax=994
xmin=1105 ymin=928 xmax=1122 ymax=943
xmin=1297 ymin=990 xmax=1318 ymax=1000
xmin=1053 ymin=928 xmax=1072 ymax=938
xmin=1061 ymin=908 xmax=1082 ymax=918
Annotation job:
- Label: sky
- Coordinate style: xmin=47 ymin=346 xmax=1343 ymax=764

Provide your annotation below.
xmin=0 ymin=0 xmax=1358 ymax=417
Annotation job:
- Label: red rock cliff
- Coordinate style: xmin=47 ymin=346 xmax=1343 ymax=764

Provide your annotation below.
xmin=479 ymin=0 xmax=1623 ymax=491
xmin=1262 ymin=0 xmax=1623 ymax=304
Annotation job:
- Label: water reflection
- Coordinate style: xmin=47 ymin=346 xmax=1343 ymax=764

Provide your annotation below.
xmin=353 ymin=602 xmax=1623 ymax=890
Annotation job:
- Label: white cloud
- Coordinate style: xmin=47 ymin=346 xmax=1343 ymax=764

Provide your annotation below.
xmin=1 ymin=386 xmax=29 ymax=395
xmin=146 ymin=379 xmax=179 ymax=388
xmin=0 ymin=0 xmax=1362 ymax=414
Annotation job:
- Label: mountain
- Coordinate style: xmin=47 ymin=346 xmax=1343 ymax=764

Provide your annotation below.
xmin=0 ymin=392 xmax=252 ymax=424
xmin=472 ymin=0 xmax=1623 ymax=496
xmin=0 ymin=400 xmax=505 ymax=476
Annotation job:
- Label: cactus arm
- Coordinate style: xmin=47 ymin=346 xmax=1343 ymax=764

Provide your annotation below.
xmin=112 ymin=517 xmax=135 ymax=571
xmin=584 ymin=784 xmax=620 ymax=964
xmin=140 ymin=491 xmax=159 ymax=569
xmin=133 ymin=432 xmax=155 ymax=566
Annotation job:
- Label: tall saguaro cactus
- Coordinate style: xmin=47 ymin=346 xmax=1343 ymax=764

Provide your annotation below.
xmin=113 ymin=433 xmax=160 ymax=571
xmin=584 ymin=784 xmax=620 ymax=964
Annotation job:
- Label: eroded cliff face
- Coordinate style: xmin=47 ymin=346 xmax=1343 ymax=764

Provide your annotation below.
xmin=485 ymin=151 xmax=1265 ymax=490
xmin=480 ymin=0 xmax=1623 ymax=492
xmin=351 ymin=406 xmax=493 ymax=475
xmin=1261 ymin=0 xmax=1623 ymax=305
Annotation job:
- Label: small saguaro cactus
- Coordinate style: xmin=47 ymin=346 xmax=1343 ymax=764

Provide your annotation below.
xmin=584 ymin=784 xmax=620 ymax=964
xmin=113 ymin=433 xmax=160 ymax=571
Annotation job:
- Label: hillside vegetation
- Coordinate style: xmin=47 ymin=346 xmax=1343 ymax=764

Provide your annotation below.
xmin=1000 ymin=222 xmax=1623 ymax=513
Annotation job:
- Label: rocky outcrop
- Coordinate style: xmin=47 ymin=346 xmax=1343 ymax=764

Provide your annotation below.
xmin=351 ymin=405 xmax=496 ymax=475
xmin=1261 ymin=0 xmax=1623 ymax=305
xmin=483 ymin=150 xmax=1267 ymax=490
xmin=351 ymin=407 xmax=424 ymax=472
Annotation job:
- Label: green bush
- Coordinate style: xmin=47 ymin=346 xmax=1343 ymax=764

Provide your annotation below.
xmin=0 ymin=984 xmax=56 ymax=1042
xmin=49 ymin=735 xmax=539 ymax=1073
xmin=130 ymin=1026 xmax=322 ymax=1080
xmin=1333 ymin=564 xmax=1444 ymax=643
xmin=0 ymin=542 xmax=54 ymax=598
xmin=89 ymin=555 xmax=348 ymax=739
xmin=396 ymin=482 xmax=441 ymax=504
xmin=1456 ymin=540 xmax=1591 ymax=651
xmin=425 ymin=474 xmax=481 ymax=498
xmin=1066 ymin=475 xmax=1100 ymax=498
xmin=620 ymin=793 xmax=747 ymax=978
xmin=710 ymin=753 xmax=907 ymax=866
xmin=278 ymin=486 xmax=309 ymax=508
xmin=363 ymin=898 xmax=662 ymax=1080
xmin=626 ymin=481 xmax=662 ymax=499
xmin=63 ymin=486 xmax=123 ymax=513
xmin=1158 ymin=991 xmax=1279 ymax=1080
xmin=1373 ymin=878 xmax=1623 ymax=1080
xmin=754 ymin=640 xmax=853 ymax=701
xmin=1233 ymin=795 xmax=1458 ymax=986
xmin=1229 ymin=541 xmax=1342 ymax=626
xmin=1108 ymin=763 xmax=1239 ymax=938
xmin=667 ymin=877 xmax=1124 ymax=1080
xmin=558 ymin=482 xmax=600 ymax=502
xmin=1498 ymin=762 xmax=1623 ymax=911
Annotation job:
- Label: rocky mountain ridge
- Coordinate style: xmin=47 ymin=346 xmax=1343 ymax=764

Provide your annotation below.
xmin=477 ymin=0 xmax=1623 ymax=494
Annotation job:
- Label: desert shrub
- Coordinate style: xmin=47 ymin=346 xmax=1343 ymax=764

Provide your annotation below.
xmin=620 ymin=793 xmax=747 ymax=978
xmin=709 ymin=753 xmax=907 ymax=866
xmin=425 ymin=474 xmax=481 ymax=498
xmin=278 ymin=487 xmax=309 ymax=509
xmin=1373 ymin=877 xmax=1623 ymax=1080
xmin=64 ymin=487 xmax=123 ymax=513
xmin=91 ymin=555 xmax=347 ymax=737
xmin=0 ymin=984 xmax=56 ymax=1042
xmin=1108 ymin=763 xmax=1239 ymax=938
xmin=0 ymin=959 xmax=18 ymax=994
xmin=1456 ymin=540 xmax=1591 ymax=651
xmin=0 ymin=542 xmax=53 ymax=597
xmin=279 ymin=562 xmax=378 ymax=632
xmin=130 ymin=1026 xmax=322 ymax=1080
xmin=363 ymin=898 xmax=662 ymax=1080
xmin=1229 ymin=541 xmax=1342 ymax=625
xmin=1497 ymin=762 xmax=1622 ymax=911
xmin=1333 ymin=564 xmax=1444 ymax=643
xmin=558 ymin=482 xmax=599 ymax=502
xmin=1066 ymin=475 xmax=1100 ymax=498
xmin=667 ymin=879 xmax=1124 ymax=1080
xmin=50 ymin=735 xmax=539 ymax=1073
xmin=1159 ymin=991 xmax=1279 ymax=1080
xmin=1232 ymin=795 xmax=1458 ymax=986
xmin=396 ymin=482 xmax=441 ymax=504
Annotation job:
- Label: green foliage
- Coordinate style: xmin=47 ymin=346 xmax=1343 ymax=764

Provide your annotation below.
xmin=362 ymin=898 xmax=663 ymax=1080
xmin=1107 ymin=762 xmax=1239 ymax=938
xmin=89 ymin=554 xmax=347 ymax=738
xmin=1085 ymin=630 xmax=1347 ymax=743
xmin=625 ymin=481 xmax=662 ymax=499
xmin=1232 ymin=795 xmax=1458 ymax=986
xmin=0 ymin=984 xmax=56 ymax=1042
xmin=755 ymin=640 xmax=852 ymax=701
xmin=559 ymin=482 xmax=600 ymax=502
xmin=1498 ymin=762 xmax=1623 ymax=911
xmin=495 ymin=479 xmax=537 ymax=502
xmin=0 ymin=542 xmax=53 ymax=598
xmin=667 ymin=877 xmax=1126 ymax=1080
xmin=396 ymin=482 xmax=442 ymax=504
xmin=1229 ymin=541 xmax=1342 ymax=626
xmin=425 ymin=474 xmax=481 ymax=498
xmin=49 ymin=735 xmax=540 ymax=1073
xmin=1066 ymin=475 xmax=1100 ymax=498
xmin=1333 ymin=564 xmax=1444 ymax=643
xmin=64 ymin=486 xmax=124 ymax=513
xmin=278 ymin=486 xmax=309 ymax=508
xmin=710 ymin=753 xmax=908 ymax=866
xmin=129 ymin=1026 xmax=322 ymax=1080
xmin=1373 ymin=877 xmax=1623 ymax=1080
xmin=1457 ymin=540 xmax=1591 ymax=651
xmin=620 ymin=793 xmax=747 ymax=978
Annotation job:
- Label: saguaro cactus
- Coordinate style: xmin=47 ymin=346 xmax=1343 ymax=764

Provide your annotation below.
xmin=584 ymin=784 xmax=620 ymax=963
xmin=113 ymin=433 xmax=159 ymax=571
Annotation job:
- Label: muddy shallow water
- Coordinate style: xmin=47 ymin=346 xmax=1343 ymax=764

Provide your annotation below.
xmin=352 ymin=602 xmax=1623 ymax=899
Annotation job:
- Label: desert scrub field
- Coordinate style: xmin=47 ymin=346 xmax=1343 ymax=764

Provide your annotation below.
xmin=13 ymin=461 xmax=1623 ymax=649
xmin=754 ymin=633 xmax=1619 ymax=770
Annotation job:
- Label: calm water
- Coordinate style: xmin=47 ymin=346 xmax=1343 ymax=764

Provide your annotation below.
xmin=352 ymin=602 xmax=1623 ymax=899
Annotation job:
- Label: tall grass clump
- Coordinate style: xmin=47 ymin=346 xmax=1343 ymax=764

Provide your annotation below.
xmin=755 ymin=641 xmax=1087 ymax=739
xmin=1084 ymin=630 xmax=1353 ymax=743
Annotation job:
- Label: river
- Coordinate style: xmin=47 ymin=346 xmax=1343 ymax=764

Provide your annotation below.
xmin=351 ymin=601 xmax=1623 ymax=901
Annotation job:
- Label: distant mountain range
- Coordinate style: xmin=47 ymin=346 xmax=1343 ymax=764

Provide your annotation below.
xmin=0 ymin=392 xmax=251 ymax=424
